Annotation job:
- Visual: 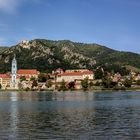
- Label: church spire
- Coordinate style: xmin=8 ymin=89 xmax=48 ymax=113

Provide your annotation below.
xmin=11 ymin=54 xmax=17 ymax=88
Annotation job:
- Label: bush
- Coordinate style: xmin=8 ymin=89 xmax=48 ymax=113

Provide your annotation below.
xmin=46 ymin=80 xmax=52 ymax=88
xmin=89 ymin=81 xmax=94 ymax=88
xmin=38 ymin=73 xmax=47 ymax=82
xmin=20 ymin=76 xmax=26 ymax=82
xmin=25 ymin=87 xmax=30 ymax=91
xmin=94 ymin=81 xmax=101 ymax=86
xmin=68 ymin=81 xmax=75 ymax=90
xmin=32 ymin=80 xmax=38 ymax=89
xmin=94 ymin=68 xmax=104 ymax=79
xmin=136 ymin=80 xmax=140 ymax=85
xmin=123 ymin=78 xmax=132 ymax=88
xmin=59 ymin=79 xmax=67 ymax=91
xmin=102 ymin=77 xmax=117 ymax=88
xmin=81 ymin=78 xmax=89 ymax=90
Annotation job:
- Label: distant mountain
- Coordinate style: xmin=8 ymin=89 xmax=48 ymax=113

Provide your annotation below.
xmin=0 ymin=39 xmax=140 ymax=73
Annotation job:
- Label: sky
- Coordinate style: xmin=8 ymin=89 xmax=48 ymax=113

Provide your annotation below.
xmin=0 ymin=0 xmax=140 ymax=53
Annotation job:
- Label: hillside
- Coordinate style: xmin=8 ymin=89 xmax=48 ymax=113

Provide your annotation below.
xmin=0 ymin=47 xmax=8 ymax=53
xmin=0 ymin=39 xmax=140 ymax=73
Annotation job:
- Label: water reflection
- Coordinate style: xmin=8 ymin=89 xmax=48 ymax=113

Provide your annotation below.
xmin=0 ymin=91 xmax=140 ymax=139
xmin=9 ymin=92 xmax=18 ymax=139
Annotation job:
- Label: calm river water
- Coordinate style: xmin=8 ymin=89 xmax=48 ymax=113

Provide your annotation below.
xmin=0 ymin=91 xmax=140 ymax=140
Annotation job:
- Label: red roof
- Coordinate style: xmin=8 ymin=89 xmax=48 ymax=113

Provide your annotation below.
xmin=17 ymin=75 xmax=30 ymax=79
xmin=17 ymin=69 xmax=39 ymax=75
xmin=58 ymin=71 xmax=93 ymax=76
xmin=0 ymin=74 xmax=10 ymax=78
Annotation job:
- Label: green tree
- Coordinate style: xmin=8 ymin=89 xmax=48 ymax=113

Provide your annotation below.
xmin=94 ymin=81 xmax=101 ymax=86
xmin=30 ymin=76 xmax=35 ymax=81
xmin=94 ymin=68 xmax=104 ymax=79
xmin=89 ymin=81 xmax=94 ymax=89
xmin=136 ymin=79 xmax=140 ymax=85
xmin=59 ymin=79 xmax=67 ymax=91
xmin=68 ymin=81 xmax=75 ymax=90
xmin=102 ymin=77 xmax=112 ymax=88
xmin=38 ymin=73 xmax=47 ymax=82
xmin=81 ymin=77 xmax=89 ymax=90
xmin=103 ymin=64 xmax=129 ymax=76
xmin=102 ymin=77 xmax=117 ymax=88
xmin=32 ymin=80 xmax=38 ymax=89
xmin=20 ymin=76 xmax=26 ymax=82
xmin=123 ymin=78 xmax=132 ymax=87
xmin=46 ymin=80 xmax=52 ymax=88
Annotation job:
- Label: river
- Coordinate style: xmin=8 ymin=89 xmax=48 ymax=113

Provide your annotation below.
xmin=0 ymin=91 xmax=140 ymax=140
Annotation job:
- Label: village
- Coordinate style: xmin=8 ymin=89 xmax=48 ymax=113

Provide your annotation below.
xmin=0 ymin=56 xmax=140 ymax=91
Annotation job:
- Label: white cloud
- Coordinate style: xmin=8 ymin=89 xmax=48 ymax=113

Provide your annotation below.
xmin=0 ymin=0 xmax=46 ymax=14
xmin=0 ymin=0 xmax=20 ymax=13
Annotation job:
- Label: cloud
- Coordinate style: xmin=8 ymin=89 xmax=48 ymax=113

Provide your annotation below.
xmin=0 ymin=0 xmax=47 ymax=14
xmin=0 ymin=0 xmax=20 ymax=13
xmin=0 ymin=0 xmax=44 ymax=13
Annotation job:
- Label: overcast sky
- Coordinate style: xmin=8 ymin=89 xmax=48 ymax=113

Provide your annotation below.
xmin=0 ymin=0 xmax=140 ymax=53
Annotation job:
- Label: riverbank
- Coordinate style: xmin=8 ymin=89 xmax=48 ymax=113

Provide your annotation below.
xmin=1 ymin=86 xmax=140 ymax=92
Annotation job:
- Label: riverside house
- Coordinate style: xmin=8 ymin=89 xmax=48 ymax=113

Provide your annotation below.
xmin=56 ymin=69 xmax=94 ymax=89
xmin=17 ymin=69 xmax=40 ymax=80
xmin=0 ymin=74 xmax=11 ymax=89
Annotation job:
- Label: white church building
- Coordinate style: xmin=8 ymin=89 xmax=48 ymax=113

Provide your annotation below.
xmin=10 ymin=55 xmax=18 ymax=89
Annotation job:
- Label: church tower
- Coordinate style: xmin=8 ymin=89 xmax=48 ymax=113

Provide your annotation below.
xmin=11 ymin=54 xmax=17 ymax=88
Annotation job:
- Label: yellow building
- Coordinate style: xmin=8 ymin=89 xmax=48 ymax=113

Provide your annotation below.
xmin=0 ymin=74 xmax=11 ymax=89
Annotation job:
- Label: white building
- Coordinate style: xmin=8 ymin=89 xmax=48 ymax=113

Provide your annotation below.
xmin=56 ymin=70 xmax=94 ymax=83
xmin=10 ymin=55 xmax=18 ymax=89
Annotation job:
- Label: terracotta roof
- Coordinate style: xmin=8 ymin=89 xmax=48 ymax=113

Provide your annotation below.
xmin=0 ymin=74 xmax=10 ymax=78
xmin=17 ymin=75 xmax=30 ymax=79
xmin=58 ymin=71 xmax=93 ymax=76
xmin=17 ymin=69 xmax=38 ymax=75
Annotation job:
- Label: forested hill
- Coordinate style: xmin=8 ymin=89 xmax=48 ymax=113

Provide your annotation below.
xmin=0 ymin=39 xmax=140 ymax=73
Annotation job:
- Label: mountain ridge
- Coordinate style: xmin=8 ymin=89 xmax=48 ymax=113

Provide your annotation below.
xmin=0 ymin=39 xmax=140 ymax=73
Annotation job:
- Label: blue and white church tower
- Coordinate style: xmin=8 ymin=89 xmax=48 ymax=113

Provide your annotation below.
xmin=10 ymin=54 xmax=17 ymax=88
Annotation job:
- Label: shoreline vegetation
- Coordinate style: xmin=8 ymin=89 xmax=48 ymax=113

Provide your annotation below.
xmin=1 ymin=69 xmax=140 ymax=92
xmin=1 ymin=86 xmax=140 ymax=92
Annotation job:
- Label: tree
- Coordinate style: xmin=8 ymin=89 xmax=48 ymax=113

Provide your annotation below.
xmin=102 ymin=77 xmax=112 ymax=88
xmin=123 ymin=78 xmax=132 ymax=88
xmin=46 ymin=80 xmax=52 ymax=88
xmin=59 ymin=79 xmax=67 ymax=91
xmin=81 ymin=77 xmax=89 ymax=90
xmin=68 ymin=81 xmax=75 ymax=90
xmin=136 ymin=79 xmax=140 ymax=85
xmin=18 ymin=83 xmax=23 ymax=89
xmin=30 ymin=76 xmax=35 ymax=81
xmin=94 ymin=68 xmax=104 ymax=79
xmin=32 ymin=80 xmax=38 ymax=89
xmin=20 ymin=76 xmax=26 ymax=82
xmin=38 ymin=73 xmax=47 ymax=82
xmin=89 ymin=81 xmax=94 ymax=88
xmin=102 ymin=77 xmax=117 ymax=88
xmin=94 ymin=81 xmax=101 ymax=86
xmin=103 ymin=64 xmax=129 ymax=76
